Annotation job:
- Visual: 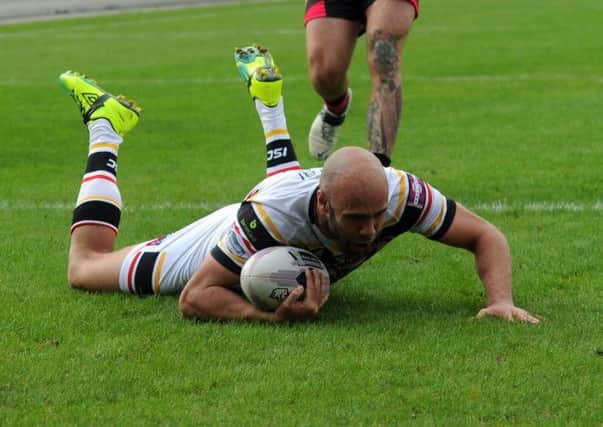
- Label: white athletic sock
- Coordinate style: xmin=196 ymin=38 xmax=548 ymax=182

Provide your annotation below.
xmin=71 ymin=119 xmax=123 ymax=234
xmin=255 ymin=98 xmax=289 ymax=143
xmin=255 ymin=98 xmax=300 ymax=176
xmin=88 ymin=118 xmax=123 ymax=155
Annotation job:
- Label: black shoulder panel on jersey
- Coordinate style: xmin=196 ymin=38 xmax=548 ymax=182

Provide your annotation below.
xmin=237 ymin=202 xmax=281 ymax=250
xmin=429 ymin=199 xmax=457 ymax=241
xmin=211 ymin=246 xmax=242 ymax=275
xmin=380 ymin=204 xmax=423 ymax=240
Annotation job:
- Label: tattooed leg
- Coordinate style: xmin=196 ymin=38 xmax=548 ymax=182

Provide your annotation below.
xmin=367 ymin=30 xmax=403 ymax=160
xmin=365 ymin=0 xmax=416 ymax=163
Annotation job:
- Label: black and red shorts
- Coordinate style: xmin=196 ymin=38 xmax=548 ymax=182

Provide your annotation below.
xmin=305 ymin=0 xmax=419 ymax=26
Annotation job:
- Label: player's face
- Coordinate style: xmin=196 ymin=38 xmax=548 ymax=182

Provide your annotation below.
xmin=326 ymin=199 xmax=387 ymax=256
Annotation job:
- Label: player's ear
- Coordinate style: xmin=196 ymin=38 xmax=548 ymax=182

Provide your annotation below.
xmin=316 ymin=188 xmax=328 ymax=214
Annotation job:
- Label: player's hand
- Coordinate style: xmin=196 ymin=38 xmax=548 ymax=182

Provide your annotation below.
xmin=274 ymin=268 xmax=330 ymax=321
xmin=476 ymin=302 xmax=541 ymax=323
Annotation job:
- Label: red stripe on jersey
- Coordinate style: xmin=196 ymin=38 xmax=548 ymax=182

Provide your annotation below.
xmin=82 ymin=174 xmax=117 ymax=184
xmin=417 ymin=183 xmax=433 ymax=225
xmin=304 ymin=0 xmax=326 ymax=25
xmin=234 ymin=222 xmax=256 ymax=253
xmin=128 ymin=251 xmax=143 ymax=293
xmin=266 ymin=165 xmax=302 ymax=177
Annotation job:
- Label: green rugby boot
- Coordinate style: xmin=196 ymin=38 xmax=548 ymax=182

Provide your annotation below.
xmin=59 ymin=71 xmax=141 ymax=136
xmin=234 ymin=45 xmax=282 ymax=107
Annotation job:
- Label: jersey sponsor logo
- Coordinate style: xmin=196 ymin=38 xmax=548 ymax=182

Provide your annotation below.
xmin=237 ymin=202 xmax=280 ymax=250
xmin=239 ymin=217 xmax=256 ymax=238
xmin=226 ymin=229 xmax=248 ymax=258
xmin=145 ymin=235 xmax=166 ymax=246
xmin=407 ymin=174 xmax=425 ymax=209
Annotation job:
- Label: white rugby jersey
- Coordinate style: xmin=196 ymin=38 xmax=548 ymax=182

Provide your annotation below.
xmin=211 ymin=167 xmax=456 ymax=283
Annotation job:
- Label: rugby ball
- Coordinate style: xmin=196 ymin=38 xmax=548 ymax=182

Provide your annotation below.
xmin=240 ymin=246 xmax=330 ymax=311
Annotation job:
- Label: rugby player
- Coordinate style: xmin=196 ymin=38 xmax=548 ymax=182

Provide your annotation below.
xmin=305 ymin=0 xmax=418 ymax=165
xmin=62 ymin=46 xmax=539 ymax=324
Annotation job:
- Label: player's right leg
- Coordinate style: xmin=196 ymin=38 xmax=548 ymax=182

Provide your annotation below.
xmin=59 ymin=71 xmax=141 ymax=291
xmin=305 ymin=3 xmax=361 ymax=160
xmin=235 ymin=45 xmax=301 ymax=176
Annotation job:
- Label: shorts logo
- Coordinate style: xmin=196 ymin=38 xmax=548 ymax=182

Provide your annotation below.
xmin=249 ymin=219 xmax=257 ymax=230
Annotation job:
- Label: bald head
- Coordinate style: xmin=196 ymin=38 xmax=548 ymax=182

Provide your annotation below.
xmin=320 ymin=147 xmax=388 ymax=207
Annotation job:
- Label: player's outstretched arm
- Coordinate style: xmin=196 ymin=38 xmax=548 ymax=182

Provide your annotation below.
xmin=179 ymin=256 xmax=328 ymax=322
xmin=438 ymin=204 xmax=541 ymax=323
xmin=179 ymin=256 xmax=276 ymax=322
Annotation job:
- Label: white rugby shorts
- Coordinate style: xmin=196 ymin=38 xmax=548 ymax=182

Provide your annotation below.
xmin=118 ymin=203 xmax=240 ymax=295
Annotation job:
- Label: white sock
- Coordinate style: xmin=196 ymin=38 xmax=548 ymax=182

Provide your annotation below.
xmin=255 ymin=98 xmax=289 ymax=144
xmin=88 ymin=119 xmax=123 ymax=155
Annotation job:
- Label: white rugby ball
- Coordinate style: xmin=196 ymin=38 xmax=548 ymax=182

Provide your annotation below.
xmin=240 ymin=246 xmax=330 ymax=311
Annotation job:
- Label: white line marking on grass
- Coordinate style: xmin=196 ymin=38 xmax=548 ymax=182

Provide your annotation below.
xmin=473 ymin=201 xmax=603 ymax=212
xmin=0 ymin=27 xmax=303 ymax=39
xmin=0 ymin=201 xmax=226 ymax=212
xmin=0 ymin=0 xmax=294 ymax=26
xmin=2 ymin=200 xmax=602 ymax=212
xmin=408 ymin=73 xmax=603 ymax=84
xmin=2 ymin=74 xmax=602 ymax=87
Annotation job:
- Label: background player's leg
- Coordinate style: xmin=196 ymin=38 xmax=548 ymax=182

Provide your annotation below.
xmin=306 ymin=18 xmax=360 ymax=160
xmin=365 ymin=0 xmax=416 ymax=165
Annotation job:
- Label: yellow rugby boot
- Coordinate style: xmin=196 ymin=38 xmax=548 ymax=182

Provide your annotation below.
xmin=234 ymin=45 xmax=282 ymax=107
xmin=59 ymin=71 xmax=141 ymax=136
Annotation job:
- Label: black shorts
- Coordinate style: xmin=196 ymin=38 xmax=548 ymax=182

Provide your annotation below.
xmin=304 ymin=0 xmax=419 ymax=26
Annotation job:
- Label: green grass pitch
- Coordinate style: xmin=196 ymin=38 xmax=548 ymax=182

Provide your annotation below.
xmin=1 ymin=0 xmax=602 ymax=424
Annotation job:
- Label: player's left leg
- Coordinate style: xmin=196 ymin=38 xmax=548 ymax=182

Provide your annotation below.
xmin=235 ymin=45 xmax=301 ymax=176
xmin=59 ymin=71 xmax=141 ymax=291
xmin=365 ymin=0 xmax=418 ymax=166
